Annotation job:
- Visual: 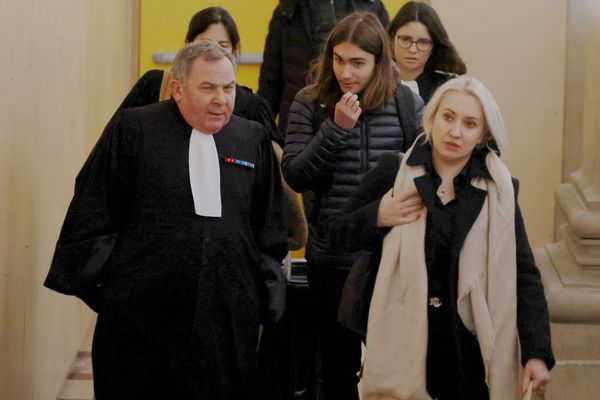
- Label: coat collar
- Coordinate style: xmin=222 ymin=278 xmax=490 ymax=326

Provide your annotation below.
xmin=408 ymin=138 xmax=491 ymax=263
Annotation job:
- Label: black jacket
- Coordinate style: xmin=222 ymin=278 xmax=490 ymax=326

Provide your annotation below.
xmin=414 ymin=69 xmax=454 ymax=104
xmin=258 ymin=0 xmax=389 ymax=134
xmin=282 ymin=86 xmax=424 ymax=268
xmin=326 ymin=142 xmax=555 ymax=398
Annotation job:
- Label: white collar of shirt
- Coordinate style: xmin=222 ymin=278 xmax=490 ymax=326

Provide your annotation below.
xmin=189 ymin=129 xmax=222 ymax=217
xmin=401 ymin=80 xmax=420 ymax=96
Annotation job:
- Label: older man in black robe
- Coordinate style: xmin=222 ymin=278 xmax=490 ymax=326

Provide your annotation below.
xmin=44 ymin=41 xmax=288 ymax=399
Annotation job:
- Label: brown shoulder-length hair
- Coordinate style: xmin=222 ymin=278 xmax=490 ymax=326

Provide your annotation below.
xmin=388 ymin=1 xmax=466 ymax=75
xmin=307 ymin=11 xmax=399 ymax=111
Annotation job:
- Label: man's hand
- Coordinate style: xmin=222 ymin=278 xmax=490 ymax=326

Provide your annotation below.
xmin=376 ymin=188 xmax=424 ymax=228
xmin=334 ymin=92 xmax=361 ymax=130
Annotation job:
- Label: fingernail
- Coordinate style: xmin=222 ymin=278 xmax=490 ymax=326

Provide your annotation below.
xmin=416 ymin=214 xmax=421 ymax=220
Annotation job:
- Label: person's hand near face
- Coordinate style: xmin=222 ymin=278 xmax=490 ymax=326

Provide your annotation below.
xmin=332 ymin=41 xmax=375 ymax=130
xmin=334 ymin=91 xmax=362 ymax=130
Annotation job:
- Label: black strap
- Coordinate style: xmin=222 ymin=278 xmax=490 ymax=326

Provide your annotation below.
xmin=311 ymin=103 xmax=330 ymax=134
xmin=394 ymin=84 xmax=417 ymax=152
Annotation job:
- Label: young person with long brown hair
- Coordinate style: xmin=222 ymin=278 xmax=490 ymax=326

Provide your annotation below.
xmin=281 ymin=11 xmax=423 ymax=400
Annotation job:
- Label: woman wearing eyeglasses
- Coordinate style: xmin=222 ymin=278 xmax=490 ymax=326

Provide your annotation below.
xmin=388 ymin=1 xmax=466 ymax=103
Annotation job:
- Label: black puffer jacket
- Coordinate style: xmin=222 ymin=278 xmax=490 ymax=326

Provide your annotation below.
xmin=258 ymin=0 xmax=389 ymax=135
xmin=282 ymin=86 xmax=424 ymax=268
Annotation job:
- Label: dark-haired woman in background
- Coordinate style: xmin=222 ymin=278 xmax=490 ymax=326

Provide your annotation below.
xmin=388 ymin=1 xmax=466 ymax=103
xmin=282 ymin=11 xmax=423 ymax=400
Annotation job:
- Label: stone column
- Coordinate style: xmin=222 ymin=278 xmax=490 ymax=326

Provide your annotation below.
xmin=535 ymin=1 xmax=600 ymax=399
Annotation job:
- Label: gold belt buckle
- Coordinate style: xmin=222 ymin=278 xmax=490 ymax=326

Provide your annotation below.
xmin=429 ymin=297 xmax=443 ymax=308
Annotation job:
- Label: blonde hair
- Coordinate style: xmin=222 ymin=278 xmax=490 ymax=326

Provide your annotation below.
xmin=422 ymin=76 xmax=508 ymax=153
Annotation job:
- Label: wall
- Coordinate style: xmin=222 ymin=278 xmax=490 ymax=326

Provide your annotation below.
xmin=432 ymin=0 xmax=567 ymax=246
xmin=538 ymin=2 xmax=600 ymax=398
xmin=563 ymin=0 xmax=586 ymax=180
xmin=139 ymin=0 xmax=409 ymax=90
xmin=0 ymin=1 xmax=136 ymax=398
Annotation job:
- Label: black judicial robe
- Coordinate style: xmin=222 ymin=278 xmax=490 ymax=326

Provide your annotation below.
xmin=45 ymin=100 xmax=288 ymax=399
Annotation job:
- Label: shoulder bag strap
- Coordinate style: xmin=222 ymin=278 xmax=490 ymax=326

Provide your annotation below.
xmin=395 ymin=85 xmax=417 ymax=152
xmin=159 ymin=70 xmax=172 ymax=101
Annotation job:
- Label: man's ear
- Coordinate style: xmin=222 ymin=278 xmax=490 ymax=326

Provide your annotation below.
xmin=170 ymin=80 xmax=183 ymax=102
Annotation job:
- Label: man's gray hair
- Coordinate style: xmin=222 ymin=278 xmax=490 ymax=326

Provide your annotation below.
xmin=171 ymin=40 xmax=237 ymax=84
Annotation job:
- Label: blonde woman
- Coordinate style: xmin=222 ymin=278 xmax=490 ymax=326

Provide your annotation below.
xmin=327 ymin=76 xmax=554 ymax=399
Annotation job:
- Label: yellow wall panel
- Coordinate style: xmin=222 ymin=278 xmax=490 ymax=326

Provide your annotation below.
xmin=140 ymin=1 xmax=408 ymax=90
xmin=140 ymin=0 xmax=278 ymax=89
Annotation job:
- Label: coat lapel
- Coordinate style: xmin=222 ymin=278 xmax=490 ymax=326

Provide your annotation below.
xmin=407 ymin=139 xmax=491 ymax=262
xmin=451 ymin=183 xmax=487 ymax=259
xmin=413 ymin=174 xmax=436 ymax=212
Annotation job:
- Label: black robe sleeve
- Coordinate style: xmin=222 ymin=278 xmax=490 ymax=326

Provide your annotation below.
xmin=251 ymin=128 xmax=289 ymax=324
xmin=44 ymin=110 xmax=140 ymax=311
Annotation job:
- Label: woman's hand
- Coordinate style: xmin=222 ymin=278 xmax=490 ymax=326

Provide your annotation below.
xmin=376 ymin=188 xmax=424 ymax=228
xmin=521 ymin=358 xmax=550 ymax=397
xmin=334 ymin=91 xmax=362 ymax=130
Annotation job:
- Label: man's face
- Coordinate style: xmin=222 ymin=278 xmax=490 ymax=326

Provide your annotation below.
xmin=172 ymin=56 xmax=236 ymax=134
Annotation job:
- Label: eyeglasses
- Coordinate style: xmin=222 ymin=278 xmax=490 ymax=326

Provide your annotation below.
xmin=396 ymin=35 xmax=433 ymax=52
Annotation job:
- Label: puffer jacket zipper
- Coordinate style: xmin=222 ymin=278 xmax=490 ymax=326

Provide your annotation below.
xmin=360 ymin=116 xmax=370 ymax=173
